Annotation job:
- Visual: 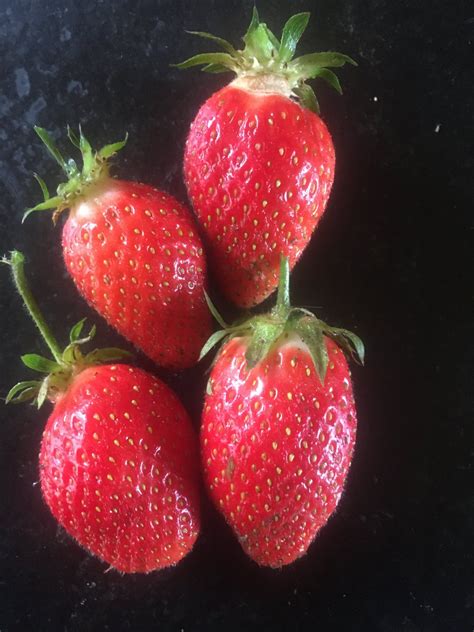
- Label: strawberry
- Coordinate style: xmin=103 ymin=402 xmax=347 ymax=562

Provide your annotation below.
xmin=200 ymin=258 xmax=364 ymax=567
xmin=26 ymin=127 xmax=211 ymax=369
xmin=4 ymin=251 xmax=201 ymax=573
xmin=177 ymin=9 xmax=356 ymax=307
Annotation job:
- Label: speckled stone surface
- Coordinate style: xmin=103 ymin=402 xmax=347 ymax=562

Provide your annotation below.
xmin=0 ymin=1 xmax=472 ymax=630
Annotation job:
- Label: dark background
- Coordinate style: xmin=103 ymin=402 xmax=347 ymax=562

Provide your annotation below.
xmin=0 ymin=1 xmax=472 ymax=630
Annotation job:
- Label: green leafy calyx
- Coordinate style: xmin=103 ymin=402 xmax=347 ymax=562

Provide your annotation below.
xmin=24 ymin=126 xmax=127 ymax=223
xmin=175 ymin=9 xmax=356 ymax=113
xmin=201 ymin=257 xmax=364 ymax=384
xmin=3 ymin=251 xmax=131 ymax=408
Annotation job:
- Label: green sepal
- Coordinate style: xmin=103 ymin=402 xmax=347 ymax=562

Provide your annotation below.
xmin=36 ymin=378 xmax=49 ymax=409
xmin=243 ymin=19 xmax=277 ymax=63
xmin=23 ymin=196 xmax=63 ymax=222
xmin=261 ymin=24 xmax=280 ymax=51
xmin=26 ymin=125 xmax=127 ymax=223
xmin=176 ymin=9 xmax=356 ymax=113
xmin=173 ymin=52 xmax=237 ymax=71
xmin=199 ymin=256 xmax=365 ymax=379
xmin=202 ymin=63 xmax=233 ymax=74
xmin=21 ymin=354 xmax=60 ymax=373
xmin=33 ymin=173 xmax=50 ymax=202
xmin=69 ymin=318 xmax=87 ymax=342
xmin=204 ymin=290 xmax=228 ymax=328
xmin=293 ymin=84 xmax=320 ymax=114
xmin=199 ymin=329 xmax=230 ymax=361
xmin=78 ymin=126 xmax=94 ymax=174
xmin=279 ymin=12 xmax=310 ymax=62
xmin=5 ymin=380 xmax=41 ymax=404
xmin=244 ymin=7 xmax=260 ymax=41
xmin=325 ymin=326 xmax=365 ymax=365
xmin=84 ymin=347 xmax=132 ymax=365
xmin=290 ymin=51 xmax=357 ymax=78
xmin=245 ymin=320 xmax=285 ymax=368
xmin=295 ymin=318 xmax=329 ymax=383
xmin=62 ymin=343 xmax=83 ymax=365
xmin=185 ymin=30 xmax=238 ymax=55
xmin=34 ymin=126 xmax=69 ymax=173
xmin=98 ymin=134 xmax=128 ymax=160
xmin=315 ymin=68 xmax=343 ymax=94
xmin=67 ymin=125 xmax=81 ymax=148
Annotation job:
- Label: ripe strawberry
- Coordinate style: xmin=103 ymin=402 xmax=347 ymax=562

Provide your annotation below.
xmin=4 ymin=251 xmax=201 ymax=573
xmin=200 ymin=258 xmax=364 ymax=567
xmin=178 ymin=9 xmax=356 ymax=307
xmin=26 ymin=127 xmax=211 ymax=369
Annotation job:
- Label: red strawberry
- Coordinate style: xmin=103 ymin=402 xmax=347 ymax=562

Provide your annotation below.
xmin=41 ymin=363 xmax=200 ymax=573
xmin=178 ymin=9 xmax=356 ymax=307
xmin=200 ymin=258 xmax=364 ymax=567
xmin=5 ymin=251 xmax=201 ymax=573
xmin=27 ymin=127 xmax=211 ymax=369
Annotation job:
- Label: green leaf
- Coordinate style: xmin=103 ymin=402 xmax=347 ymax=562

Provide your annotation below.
xmin=69 ymin=318 xmax=86 ymax=342
xmin=293 ymin=84 xmax=320 ymax=113
xmin=315 ymin=67 xmax=343 ymax=94
xmin=21 ymin=354 xmax=60 ymax=373
xmin=33 ymin=173 xmax=50 ymax=202
xmin=199 ymin=329 xmax=229 ymax=361
xmin=85 ymin=347 xmax=132 ymax=365
xmin=174 ymin=52 xmax=237 ymax=70
xmin=204 ymin=291 xmax=228 ymax=328
xmin=98 ymin=134 xmax=128 ymax=160
xmin=34 ymin=126 xmax=68 ymax=173
xmin=186 ymin=30 xmax=238 ymax=55
xmin=291 ymin=51 xmax=357 ymax=78
xmin=279 ymin=12 xmax=310 ymax=62
xmin=297 ymin=320 xmax=329 ymax=383
xmin=5 ymin=380 xmax=40 ymax=404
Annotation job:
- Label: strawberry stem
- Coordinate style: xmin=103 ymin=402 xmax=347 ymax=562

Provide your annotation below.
xmin=275 ymin=256 xmax=290 ymax=318
xmin=4 ymin=251 xmax=63 ymax=363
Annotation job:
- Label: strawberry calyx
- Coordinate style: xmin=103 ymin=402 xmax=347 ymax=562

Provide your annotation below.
xmin=201 ymin=257 xmax=364 ymax=384
xmin=24 ymin=126 xmax=127 ymax=224
xmin=175 ymin=8 xmax=357 ymax=113
xmin=3 ymin=251 xmax=131 ymax=408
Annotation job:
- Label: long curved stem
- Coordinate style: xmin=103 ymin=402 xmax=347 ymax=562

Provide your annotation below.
xmin=6 ymin=251 xmax=63 ymax=363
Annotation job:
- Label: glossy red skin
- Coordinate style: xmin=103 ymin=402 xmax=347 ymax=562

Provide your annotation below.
xmin=40 ymin=364 xmax=201 ymax=573
xmin=184 ymin=84 xmax=335 ymax=307
xmin=62 ymin=180 xmax=211 ymax=369
xmin=201 ymin=335 xmax=356 ymax=568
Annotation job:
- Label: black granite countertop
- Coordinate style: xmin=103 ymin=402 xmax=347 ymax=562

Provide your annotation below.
xmin=0 ymin=1 xmax=472 ymax=630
